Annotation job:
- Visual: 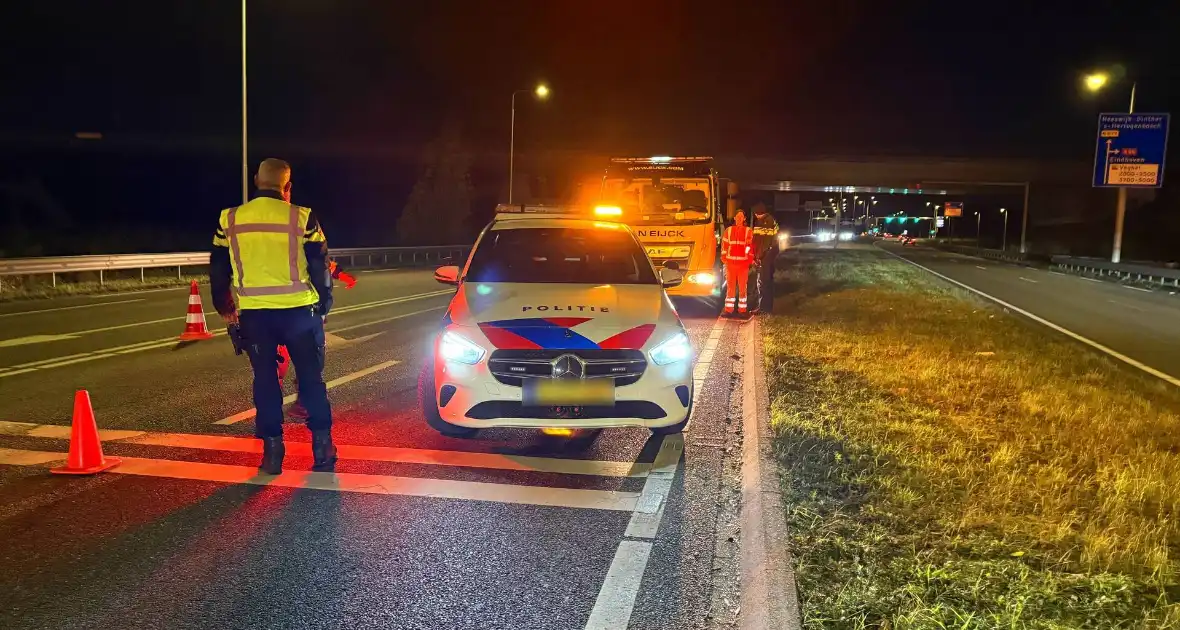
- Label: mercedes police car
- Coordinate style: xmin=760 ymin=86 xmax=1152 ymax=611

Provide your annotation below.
xmin=419 ymin=204 xmax=695 ymax=437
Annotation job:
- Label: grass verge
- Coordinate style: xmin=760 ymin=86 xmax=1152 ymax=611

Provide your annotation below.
xmin=764 ymin=244 xmax=1180 ymax=628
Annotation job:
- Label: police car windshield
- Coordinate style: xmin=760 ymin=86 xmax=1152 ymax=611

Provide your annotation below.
xmin=465 ymin=227 xmax=659 ymax=285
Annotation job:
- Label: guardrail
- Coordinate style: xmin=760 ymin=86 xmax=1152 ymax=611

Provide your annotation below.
xmin=0 ymin=245 xmax=470 ymax=292
xmin=936 ymin=244 xmax=1031 ymax=264
xmin=1052 ymin=256 xmax=1180 ymax=288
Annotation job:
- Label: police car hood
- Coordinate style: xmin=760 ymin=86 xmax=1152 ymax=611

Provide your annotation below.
xmin=449 ymin=282 xmax=678 ymax=350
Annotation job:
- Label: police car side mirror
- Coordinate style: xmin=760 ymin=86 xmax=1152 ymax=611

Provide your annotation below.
xmin=434 ymin=265 xmax=460 ymax=286
xmin=662 ymin=260 xmax=680 ymax=272
xmin=659 ymin=267 xmax=683 ymax=288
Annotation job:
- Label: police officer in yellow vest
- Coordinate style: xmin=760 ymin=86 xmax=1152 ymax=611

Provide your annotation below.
xmin=210 ymin=158 xmax=336 ymax=475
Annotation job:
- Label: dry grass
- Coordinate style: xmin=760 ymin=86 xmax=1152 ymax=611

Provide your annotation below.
xmin=764 ymin=245 xmax=1180 ymax=628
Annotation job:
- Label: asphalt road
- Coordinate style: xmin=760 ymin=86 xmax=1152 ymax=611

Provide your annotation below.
xmin=885 ymin=242 xmax=1180 ymax=384
xmin=0 ymin=271 xmax=746 ymax=629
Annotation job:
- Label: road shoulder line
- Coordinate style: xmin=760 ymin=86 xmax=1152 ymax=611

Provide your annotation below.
xmin=881 ymin=246 xmax=1180 ymax=388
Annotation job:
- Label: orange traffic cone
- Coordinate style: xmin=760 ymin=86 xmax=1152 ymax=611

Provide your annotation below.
xmin=179 ymin=280 xmax=214 ymax=340
xmin=51 ymin=390 xmax=121 ymax=475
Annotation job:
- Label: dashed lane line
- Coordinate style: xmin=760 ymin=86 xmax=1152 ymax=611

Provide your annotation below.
xmin=0 ymin=291 xmax=451 ymax=378
xmin=0 ymin=298 xmax=146 ymax=318
xmin=0 ymin=448 xmax=640 ymax=511
xmin=582 ymin=316 xmax=722 ymax=630
xmin=215 ymin=360 xmax=402 ymax=424
xmin=0 ymin=420 xmax=650 ymax=478
xmin=585 ymin=435 xmax=684 ymax=629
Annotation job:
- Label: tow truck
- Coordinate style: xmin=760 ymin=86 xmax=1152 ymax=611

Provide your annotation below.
xmin=572 ymin=156 xmax=739 ymax=307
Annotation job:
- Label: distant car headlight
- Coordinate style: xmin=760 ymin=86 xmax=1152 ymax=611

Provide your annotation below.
xmin=440 ymin=331 xmax=485 ymax=364
xmin=650 ymin=332 xmax=692 ymax=366
xmin=839 ymin=231 xmax=855 ymax=241
xmin=686 ymin=272 xmax=716 ymax=286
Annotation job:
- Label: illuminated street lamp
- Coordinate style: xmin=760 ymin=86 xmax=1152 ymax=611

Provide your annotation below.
xmin=1084 ymin=69 xmax=1138 ymax=262
xmin=974 ymin=210 xmax=981 ymax=246
xmin=1084 ymin=72 xmax=1109 ymax=92
xmin=509 ymin=84 xmax=550 ymax=204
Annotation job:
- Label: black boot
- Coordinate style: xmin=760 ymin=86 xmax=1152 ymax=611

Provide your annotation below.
xmin=259 ymin=436 xmax=285 ymax=475
xmin=311 ymin=430 xmax=338 ymax=472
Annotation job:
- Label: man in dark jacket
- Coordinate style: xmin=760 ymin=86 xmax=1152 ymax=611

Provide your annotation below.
xmin=749 ymin=202 xmax=780 ymax=314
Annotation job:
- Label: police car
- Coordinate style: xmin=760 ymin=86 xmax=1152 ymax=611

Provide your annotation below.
xmin=419 ymin=205 xmax=695 ymax=437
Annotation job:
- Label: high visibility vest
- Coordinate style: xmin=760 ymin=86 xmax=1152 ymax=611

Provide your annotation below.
xmin=722 ymin=225 xmax=753 ymax=264
xmin=218 ymin=197 xmax=322 ymax=310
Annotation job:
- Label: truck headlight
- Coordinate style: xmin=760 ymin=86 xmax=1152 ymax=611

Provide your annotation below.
xmin=440 ymin=331 xmax=485 ymax=365
xmin=686 ymin=272 xmax=716 ymax=286
xmin=650 ymin=332 xmax=692 ymax=366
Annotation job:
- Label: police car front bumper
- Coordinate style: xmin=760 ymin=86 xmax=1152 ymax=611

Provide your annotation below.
xmin=433 ymin=348 xmax=693 ymax=430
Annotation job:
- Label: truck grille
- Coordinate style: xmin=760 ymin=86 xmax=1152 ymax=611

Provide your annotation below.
xmin=488 ymin=349 xmax=647 ymax=387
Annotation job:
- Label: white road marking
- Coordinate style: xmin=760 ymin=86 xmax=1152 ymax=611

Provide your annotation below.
xmin=0 ymin=420 xmax=649 ymax=478
xmin=692 ymin=316 xmax=727 ymax=406
xmin=0 ymin=298 xmax=145 ymax=318
xmin=0 ymin=448 xmax=639 ymax=511
xmin=1049 ymin=271 xmax=1066 ymax=276
xmin=329 ymin=306 xmax=446 ymax=334
xmin=975 ymin=266 xmax=987 ymax=270
xmin=583 ymin=540 xmax=654 ymax=630
xmin=624 ymin=434 xmax=684 ymax=538
xmin=0 ymin=334 xmax=80 ymax=348
xmin=1081 ymin=277 xmax=1103 ymax=283
xmin=1107 ymin=299 xmax=1146 ymax=312
xmin=1019 ymin=277 xmax=1038 ymax=283
xmin=215 ymin=360 xmax=401 ymax=424
xmin=0 ymin=291 xmax=449 ymax=378
xmin=1124 ymin=285 xmax=1153 ymax=293
xmin=585 ymin=416 xmax=690 ymax=627
xmin=884 ymin=247 xmax=1180 ymax=388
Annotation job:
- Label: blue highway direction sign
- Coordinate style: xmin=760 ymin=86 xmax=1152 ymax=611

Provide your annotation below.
xmin=1093 ymin=113 xmax=1170 ymax=188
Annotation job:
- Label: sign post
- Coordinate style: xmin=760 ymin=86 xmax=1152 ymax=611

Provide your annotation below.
xmin=1092 ymin=112 xmax=1170 ymax=263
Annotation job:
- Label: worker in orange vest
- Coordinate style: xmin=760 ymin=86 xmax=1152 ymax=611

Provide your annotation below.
xmin=282 ymin=256 xmax=355 ymax=418
xmin=722 ymin=210 xmax=754 ymax=317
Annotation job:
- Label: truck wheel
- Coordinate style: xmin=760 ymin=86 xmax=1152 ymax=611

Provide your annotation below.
xmin=419 ymin=364 xmax=477 ymax=438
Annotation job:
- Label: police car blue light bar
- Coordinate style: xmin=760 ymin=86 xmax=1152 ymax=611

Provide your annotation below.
xmin=494 ymin=203 xmax=581 ymax=214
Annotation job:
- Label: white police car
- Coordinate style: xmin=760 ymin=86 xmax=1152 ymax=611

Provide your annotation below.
xmin=419 ymin=206 xmax=694 ymax=437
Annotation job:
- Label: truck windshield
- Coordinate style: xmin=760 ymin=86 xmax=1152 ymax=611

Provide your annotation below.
xmin=600 ymin=178 xmax=712 ymax=226
xmin=465 ymin=227 xmax=659 ymax=285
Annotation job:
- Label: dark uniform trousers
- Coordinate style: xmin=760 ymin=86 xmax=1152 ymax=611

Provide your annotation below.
xmin=754 ymin=249 xmax=776 ymax=313
xmin=241 ymin=306 xmax=331 ymax=438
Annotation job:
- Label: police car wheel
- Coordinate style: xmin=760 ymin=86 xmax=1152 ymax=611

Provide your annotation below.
xmin=418 ymin=363 xmax=477 ymax=438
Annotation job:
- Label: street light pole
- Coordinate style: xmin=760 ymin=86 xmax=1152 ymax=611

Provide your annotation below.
xmin=241 ymin=0 xmax=248 ymax=204
xmin=1111 ymin=81 xmax=1137 ymax=263
xmin=975 ymin=211 xmax=981 ymax=247
xmin=507 ymin=85 xmax=549 ymax=205
xmin=508 ymin=90 xmax=518 ymax=204
xmin=1001 ymin=208 xmax=1008 ymax=251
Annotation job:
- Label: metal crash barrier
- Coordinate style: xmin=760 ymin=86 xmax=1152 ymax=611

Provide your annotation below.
xmin=1052 ymin=256 xmax=1180 ymax=289
xmin=0 ymin=245 xmax=471 ymax=292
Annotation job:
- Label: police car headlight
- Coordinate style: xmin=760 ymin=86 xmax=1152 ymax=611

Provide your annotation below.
xmin=650 ymin=332 xmax=692 ymax=366
xmin=440 ymin=331 xmax=485 ymax=365
xmin=687 ymin=272 xmax=716 ymax=286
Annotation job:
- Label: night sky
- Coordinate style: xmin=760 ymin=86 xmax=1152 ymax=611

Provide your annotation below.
xmin=1 ymin=0 xmax=1177 ymax=253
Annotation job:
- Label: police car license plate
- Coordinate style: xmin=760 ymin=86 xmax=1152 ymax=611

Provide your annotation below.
xmin=524 ymin=379 xmax=614 ymax=406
